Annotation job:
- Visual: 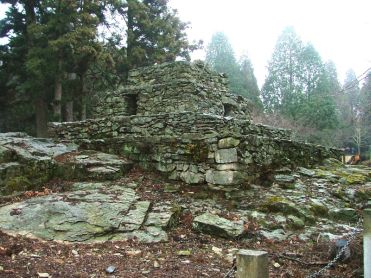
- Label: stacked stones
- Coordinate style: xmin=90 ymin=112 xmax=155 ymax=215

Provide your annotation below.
xmin=92 ymin=61 xmax=251 ymax=119
xmin=49 ymin=61 xmax=342 ymax=191
xmin=49 ymin=113 xmax=292 ymax=141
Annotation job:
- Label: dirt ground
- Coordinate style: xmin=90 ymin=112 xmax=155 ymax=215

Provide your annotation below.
xmin=0 ymin=168 xmax=364 ymax=278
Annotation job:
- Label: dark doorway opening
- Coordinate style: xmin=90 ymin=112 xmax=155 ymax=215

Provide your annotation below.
xmin=223 ymin=103 xmax=233 ymax=117
xmin=126 ymin=94 xmax=138 ymax=115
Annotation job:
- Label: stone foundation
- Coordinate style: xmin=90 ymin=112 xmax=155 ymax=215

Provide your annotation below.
xmin=71 ymin=133 xmax=341 ymax=191
xmin=48 ymin=61 xmax=342 ymax=190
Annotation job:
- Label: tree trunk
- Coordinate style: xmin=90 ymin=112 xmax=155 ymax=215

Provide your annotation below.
xmin=53 ymin=61 xmax=63 ymax=122
xmin=80 ymin=75 xmax=87 ymax=121
xmin=126 ymin=0 xmax=135 ymax=78
xmin=65 ymin=101 xmax=74 ymax=122
xmin=35 ymin=98 xmax=48 ymax=138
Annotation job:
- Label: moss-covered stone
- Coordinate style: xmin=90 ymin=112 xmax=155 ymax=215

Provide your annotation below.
xmin=287 ymin=215 xmax=305 ymax=230
xmin=309 ymin=199 xmax=329 ymax=216
xmin=3 ymin=176 xmax=31 ymax=194
xmin=329 ymin=208 xmax=358 ymax=223
xmin=218 ymin=137 xmax=240 ymax=149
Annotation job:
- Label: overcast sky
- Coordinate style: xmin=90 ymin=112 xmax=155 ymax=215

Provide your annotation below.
xmin=169 ymin=0 xmax=371 ymax=87
xmin=1 ymin=1 xmax=370 ymax=87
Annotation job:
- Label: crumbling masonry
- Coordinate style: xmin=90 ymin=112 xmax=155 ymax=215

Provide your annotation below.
xmin=49 ymin=61 xmax=342 ymax=191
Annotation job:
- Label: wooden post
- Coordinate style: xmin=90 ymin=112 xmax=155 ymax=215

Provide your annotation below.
xmin=365 ymin=208 xmax=371 ymax=278
xmin=236 ymin=249 xmax=269 ymax=278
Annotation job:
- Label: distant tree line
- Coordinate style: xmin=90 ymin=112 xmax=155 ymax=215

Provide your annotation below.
xmin=0 ymin=3 xmax=370 ymax=158
xmin=205 ymin=28 xmax=370 ymax=158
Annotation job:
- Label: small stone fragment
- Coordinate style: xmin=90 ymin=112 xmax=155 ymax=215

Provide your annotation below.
xmin=212 ymin=246 xmax=223 ymax=256
xmin=37 ymin=273 xmax=50 ymax=278
xmin=177 ymin=250 xmax=192 ymax=256
xmin=126 ymin=250 xmax=142 ymax=256
xmin=105 ymin=266 xmax=116 ymax=274
xmin=153 ymin=261 xmax=160 ymax=268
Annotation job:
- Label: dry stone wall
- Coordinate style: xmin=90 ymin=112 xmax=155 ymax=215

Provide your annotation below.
xmin=49 ymin=113 xmax=292 ymax=141
xmin=77 ymin=134 xmax=342 ymax=191
xmin=93 ymin=61 xmax=252 ymax=119
xmin=48 ymin=61 xmax=342 ymax=190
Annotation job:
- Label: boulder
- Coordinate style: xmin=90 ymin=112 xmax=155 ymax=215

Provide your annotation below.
xmin=192 ymin=212 xmax=244 ymax=238
xmin=0 ymin=184 xmax=170 ymax=243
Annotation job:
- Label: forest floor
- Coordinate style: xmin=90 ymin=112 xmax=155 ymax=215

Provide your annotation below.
xmin=0 ymin=168 xmax=364 ymax=278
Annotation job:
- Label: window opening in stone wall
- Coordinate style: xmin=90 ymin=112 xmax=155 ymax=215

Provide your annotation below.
xmin=223 ymin=103 xmax=233 ymax=117
xmin=126 ymin=94 xmax=138 ymax=115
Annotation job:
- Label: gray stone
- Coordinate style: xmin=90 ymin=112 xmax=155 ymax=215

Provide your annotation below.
xmin=297 ymin=167 xmax=315 ymax=177
xmin=0 ymin=185 xmax=172 ymax=243
xmin=179 ymin=171 xmax=205 ymax=184
xmin=329 ymin=208 xmax=358 ymax=222
xmin=274 ymin=174 xmax=295 ymax=186
xmin=145 ymin=204 xmax=180 ymax=229
xmin=218 ymin=137 xmax=240 ymax=149
xmin=206 ymin=170 xmax=243 ymax=186
xmin=215 ymin=148 xmax=238 ymax=164
xmin=215 ymin=163 xmax=240 ymax=171
xmin=192 ymin=212 xmax=244 ymax=238
xmin=259 ymin=229 xmax=287 ymax=241
xmin=287 ymin=215 xmax=305 ymax=230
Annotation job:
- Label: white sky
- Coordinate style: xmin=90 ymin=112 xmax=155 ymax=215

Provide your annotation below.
xmin=1 ymin=1 xmax=371 ymax=88
xmin=169 ymin=0 xmax=371 ymax=87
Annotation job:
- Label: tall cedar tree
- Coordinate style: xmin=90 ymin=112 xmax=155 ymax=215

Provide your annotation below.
xmin=206 ymin=32 xmax=262 ymax=108
xmin=0 ymin=0 xmax=198 ymax=135
xmin=261 ymin=26 xmax=338 ymax=130
xmin=125 ymin=0 xmax=200 ymax=73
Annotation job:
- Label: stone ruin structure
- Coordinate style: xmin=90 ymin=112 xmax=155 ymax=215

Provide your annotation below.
xmin=3 ymin=61 xmax=367 ymax=246
xmin=48 ymin=61 xmax=342 ymax=191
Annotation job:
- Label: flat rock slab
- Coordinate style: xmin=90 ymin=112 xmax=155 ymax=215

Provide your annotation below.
xmin=0 ymin=184 xmax=170 ymax=243
xmin=193 ymin=212 xmax=244 ymax=238
xmin=0 ymin=133 xmax=133 ymax=192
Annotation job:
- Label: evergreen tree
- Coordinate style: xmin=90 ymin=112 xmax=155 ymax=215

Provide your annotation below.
xmin=205 ymin=31 xmax=242 ymax=97
xmin=124 ymin=0 xmax=199 ymax=73
xmin=261 ymin=27 xmax=304 ymax=116
xmin=359 ymin=71 xmax=371 ymax=158
xmin=0 ymin=0 xmax=198 ymax=134
xmin=261 ymin=27 xmax=338 ymax=130
xmin=238 ymin=55 xmax=263 ymax=110
xmin=205 ymin=32 xmax=261 ymax=108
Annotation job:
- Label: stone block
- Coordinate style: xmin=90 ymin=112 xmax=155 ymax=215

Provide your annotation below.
xmin=218 ymin=137 xmax=240 ymax=148
xmin=215 ymin=148 xmax=238 ymax=163
xmin=192 ymin=212 xmax=244 ymax=238
xmin=236 ymin=249 xmax=269 ymax=278
xmin=205 ymin=170 xmax=243 ymax=185
xmin=179 ymin=171 xmax=205 ymax=184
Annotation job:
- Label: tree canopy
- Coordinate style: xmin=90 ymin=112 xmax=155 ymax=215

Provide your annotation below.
xmin=0 ymin=0 xmax=198 ymax=136
xmin=205 ymin=32 xmax=262 ymax=109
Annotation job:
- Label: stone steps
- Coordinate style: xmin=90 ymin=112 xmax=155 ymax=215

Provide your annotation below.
xmin=55 ymin=150 xmax=134 ymax=181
